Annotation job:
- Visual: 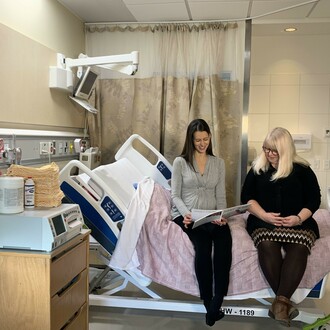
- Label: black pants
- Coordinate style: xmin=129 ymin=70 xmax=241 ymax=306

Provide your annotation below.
xmin=174 ymin=216 xmax=232 ymax=301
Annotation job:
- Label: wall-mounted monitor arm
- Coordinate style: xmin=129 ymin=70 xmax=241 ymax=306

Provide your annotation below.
xmin=49 ymin=51 xmax=139 ymax=91
xmin=63 ymin=51 xmax=139 ymax=76
xmin=49 ymin=51 xmax=139 ymax=115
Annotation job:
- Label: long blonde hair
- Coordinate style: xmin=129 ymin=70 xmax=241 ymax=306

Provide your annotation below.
xmin=252 ymin=127 xmax=310 ymax=180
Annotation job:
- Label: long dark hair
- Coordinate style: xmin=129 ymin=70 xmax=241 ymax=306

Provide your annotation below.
xmin=181 ymin=118 xmax=214 ymax=169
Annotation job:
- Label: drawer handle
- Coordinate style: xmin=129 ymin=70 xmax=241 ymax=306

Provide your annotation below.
xmin=60 ymin=305 xmax=85 ymax=329
xmin=51 ymin=240 xmax=84 ymax=262
xmin=57 ymin=273 xmax=81 ymax=297
xmin=61 ymin=307 xmax=83 ymax=330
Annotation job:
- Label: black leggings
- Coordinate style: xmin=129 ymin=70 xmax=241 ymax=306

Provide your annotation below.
xmin=257 ymin=240 xmax=309 ymax=299
xmin=174 ymin=216 xmax=232 ymax=301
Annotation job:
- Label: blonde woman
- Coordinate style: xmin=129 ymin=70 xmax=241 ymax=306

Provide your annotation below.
xmin=241 ymin=127 xmax=321 ymax=327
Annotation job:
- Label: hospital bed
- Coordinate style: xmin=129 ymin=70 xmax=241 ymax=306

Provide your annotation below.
xmin=59 ymin=134 xmax=330 ymax=328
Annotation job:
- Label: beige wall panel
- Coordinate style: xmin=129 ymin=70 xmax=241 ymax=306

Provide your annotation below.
xmin=250 ymin=34 xmax=330 ymax=209
xmin=0 ymin=0 xmax=84 ymax=57
xmin=0 ymin=23 xmax=85 ymax=130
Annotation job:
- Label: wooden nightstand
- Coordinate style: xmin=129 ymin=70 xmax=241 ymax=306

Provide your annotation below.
xmin=0 ymin=229 xmax=90 ymax=330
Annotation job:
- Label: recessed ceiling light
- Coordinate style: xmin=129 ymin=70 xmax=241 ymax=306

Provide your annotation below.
xmin=284 ymin=27 xmax=297 ymax=32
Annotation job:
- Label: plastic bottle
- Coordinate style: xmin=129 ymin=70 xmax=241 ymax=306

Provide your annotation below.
xmin=24 ymin=177 xmax=35 ymax=208
xmin=0 ymin=176 xmax=24 ymax=214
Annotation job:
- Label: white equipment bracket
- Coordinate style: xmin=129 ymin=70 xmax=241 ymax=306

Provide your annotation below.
xmin=49 ymin=51 xmax=139 ymax=91
xmin=64 ymin=51 xmax=139 ymax=76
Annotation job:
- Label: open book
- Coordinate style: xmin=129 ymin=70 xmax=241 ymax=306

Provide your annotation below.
xmin=191 ymin=203 xmax=250 ymax=229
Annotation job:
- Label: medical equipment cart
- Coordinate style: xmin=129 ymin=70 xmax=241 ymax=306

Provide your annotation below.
xmin=0 ymin=229 xmax=90 ymax=330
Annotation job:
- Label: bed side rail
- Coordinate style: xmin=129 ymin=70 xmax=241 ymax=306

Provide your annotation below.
xmin=115 ymin=134 xmax=172 ymax=189
xmin=59 ymin=160 xmax=126 ymax=253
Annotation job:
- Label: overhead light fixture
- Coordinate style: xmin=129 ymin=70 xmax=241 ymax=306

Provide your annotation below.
xmin=284 ymin=27 xmax=297 ymax=32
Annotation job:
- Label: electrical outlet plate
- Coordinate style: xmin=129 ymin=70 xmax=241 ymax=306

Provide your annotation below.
xmin=39 ymin=142 xmax=53 ymax=155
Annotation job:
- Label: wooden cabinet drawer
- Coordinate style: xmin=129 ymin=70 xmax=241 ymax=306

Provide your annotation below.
xmin=0 ymin=230 xmax=90 ymax=330
xmin=51 ymin=239 xmax=88 ymax=296
xmin=63 ymin=303 xmax=88 ymax=330
xmin=51 ymin=269 xmax=88 ymax=329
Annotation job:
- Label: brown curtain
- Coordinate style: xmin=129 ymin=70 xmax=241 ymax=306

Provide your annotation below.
xmin=91 ymin=74 xmax=240 ymax=206
xmin=86 ymin=22 xmax=244 ymax=205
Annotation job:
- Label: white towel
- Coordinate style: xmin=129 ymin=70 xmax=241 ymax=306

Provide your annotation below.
xmin=110 ymin=177 xmax=154 ymax=277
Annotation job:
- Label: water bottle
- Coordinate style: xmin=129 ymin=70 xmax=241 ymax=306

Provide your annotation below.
xmin=24 ymin=177 xmax=35 ymax=208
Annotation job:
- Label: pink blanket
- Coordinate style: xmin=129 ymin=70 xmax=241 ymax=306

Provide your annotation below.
xmin=136 ymin=183 xmax=330 ymax=299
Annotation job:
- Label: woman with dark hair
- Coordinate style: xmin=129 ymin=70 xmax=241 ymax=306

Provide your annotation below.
xmin=241 ymin=127 xmax=321 ymax=327
xmin=171 ymin=118 xmax=232 ymax=327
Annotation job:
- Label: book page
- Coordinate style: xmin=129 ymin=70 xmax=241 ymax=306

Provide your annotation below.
xmin=192 ymin=210 xmax=223 ymax=229
xmin=191 ymin=209 xmax=222 ymax=221
xmin=222 ymin=204 xmax=250 ymax=218
xmin=191 ymin=204 xmax=250 ymax=229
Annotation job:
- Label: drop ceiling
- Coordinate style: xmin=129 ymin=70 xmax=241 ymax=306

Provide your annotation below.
xmin=57 ymin=0 xmax=330 ymax=35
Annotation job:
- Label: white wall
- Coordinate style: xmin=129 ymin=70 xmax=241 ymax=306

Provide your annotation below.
xmin=0 ymin=0 xmax=84 ymax=56
xmin=249 ymin=34 xmax=330 ymax=209
xmin=250 ymin=32 xmax=330 ymax=314
xmin=0 ymin=0 xmax=86 ymax=132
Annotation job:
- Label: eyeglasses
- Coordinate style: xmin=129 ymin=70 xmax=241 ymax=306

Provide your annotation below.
xmin=262 ymin=146 xmax=278 ymax=156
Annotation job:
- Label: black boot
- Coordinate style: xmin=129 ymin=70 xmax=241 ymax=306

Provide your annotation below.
xmin=205 ymin=296 xmax=225 ymax=326
xmin=203 ymin=297 xmax=212 ymax=313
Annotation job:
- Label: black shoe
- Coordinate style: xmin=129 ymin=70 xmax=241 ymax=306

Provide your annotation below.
xmin=203 ymin=298 xmax=212 ymax=312
xmin=205 ymin=310 xmax=225 ymax=326
xmin=210 ymin=296 xmax=223 ymax=315
xmin=205 ymin=295 xmax=225 ymax=326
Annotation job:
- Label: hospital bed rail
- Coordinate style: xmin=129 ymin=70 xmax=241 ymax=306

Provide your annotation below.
xmin=59 ymin=134 xmax=172 ymax=254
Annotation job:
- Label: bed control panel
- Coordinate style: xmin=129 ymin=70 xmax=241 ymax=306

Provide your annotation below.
xmin=157 ymin=161 xmax=172 ymax=180
xmin=101 ymin=196 xmax=125 ymax=222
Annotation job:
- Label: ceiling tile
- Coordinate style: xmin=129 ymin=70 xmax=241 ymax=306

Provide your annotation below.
xmin=58 ymin=0 xmax=136 ymax=23
xmin=310 ymin=0 xmax=330 ymax=19
xmin=126 ymin=3 xmax=190 ymax=22
xmin=251 ymin=0 xmax=315 ymax=19
xmin=189 ymin=2 xmax=250 ymax=20
xmin=124 ymin=0 xmax=184 ymax=4
xmin=188 ymin=0 xmax=250 ymax=2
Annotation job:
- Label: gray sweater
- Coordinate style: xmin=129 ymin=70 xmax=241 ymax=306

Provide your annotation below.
xmin=171 ymin=155 xmax=227 ymax=220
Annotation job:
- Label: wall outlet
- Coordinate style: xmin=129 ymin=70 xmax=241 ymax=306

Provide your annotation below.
xmin=325 ymin=129 xmax=330 ymax=137
xmin=40 ymin=142 xmax=53 ymax=155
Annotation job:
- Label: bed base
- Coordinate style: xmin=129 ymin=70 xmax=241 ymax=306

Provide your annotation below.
xmin=89 ymin=296 xmax=324 ymax=326
xmin=88 ymin=263 xmax=325 ymax=327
